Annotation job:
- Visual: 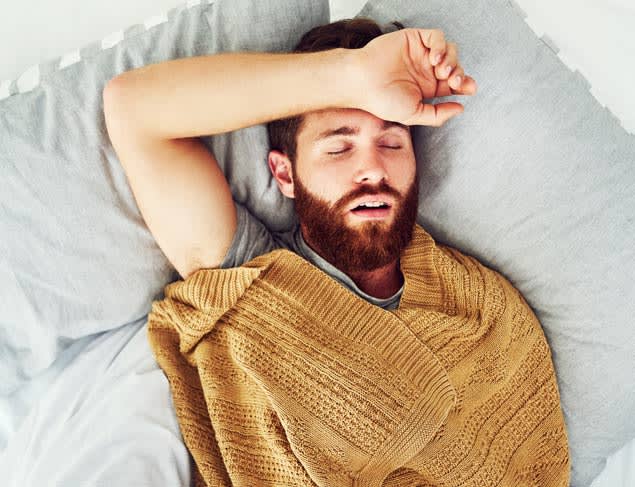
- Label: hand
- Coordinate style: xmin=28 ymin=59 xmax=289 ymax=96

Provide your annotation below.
xmin=353 ymin=28 xmax=477 ymax=127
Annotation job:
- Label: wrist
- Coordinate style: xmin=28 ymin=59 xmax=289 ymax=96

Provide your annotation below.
xmin=332 ymin=47 xmax=366 ymax=110
xmin=308 ymin=47 xmax=364 ymax=111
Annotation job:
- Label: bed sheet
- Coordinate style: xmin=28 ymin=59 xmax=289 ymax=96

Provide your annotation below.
xmin=0 ymin=0 xmax=633 ymax=485
xmin=0 ymin=319 xmax=191 ymax=486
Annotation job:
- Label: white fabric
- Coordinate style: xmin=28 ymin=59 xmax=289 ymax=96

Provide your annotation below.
xmin=591 ymin=440 xmax=635 ymax=487
xmin=0 ymin=0 xmax=185 ymax=83
xmin=0 ymin=321 xmax=191 ymax=487
xmin=513 ymin=0 xmax=635 ymax=135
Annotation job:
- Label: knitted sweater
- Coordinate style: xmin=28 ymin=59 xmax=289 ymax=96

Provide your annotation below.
xmin=147 ymin=224 xmax=570 ymax=487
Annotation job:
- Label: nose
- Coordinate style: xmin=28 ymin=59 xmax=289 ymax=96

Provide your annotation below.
xmin=353 ymin=147 xmax=389 ymax=185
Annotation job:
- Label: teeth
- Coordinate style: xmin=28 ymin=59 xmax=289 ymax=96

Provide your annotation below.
xmin=360 ymin=201 xmax=386 ymax=208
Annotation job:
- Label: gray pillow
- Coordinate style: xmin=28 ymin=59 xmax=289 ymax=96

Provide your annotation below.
xmin=0 ymin=0 xmax=328 ymax=401
xmin=354 ymin=0 xmax=635 ymax=486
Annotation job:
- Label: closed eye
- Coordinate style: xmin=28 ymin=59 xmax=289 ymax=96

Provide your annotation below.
xmin=327 ymin=145 xmax=401 ymax=155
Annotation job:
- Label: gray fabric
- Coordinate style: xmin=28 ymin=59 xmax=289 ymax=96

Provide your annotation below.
xmin=220 ymin=201 xmax=403 ymax=310
xmin=0 ymin=0 xmax=330 ymax=444
xmin=352 ymin=1 xmax=634 ymax=486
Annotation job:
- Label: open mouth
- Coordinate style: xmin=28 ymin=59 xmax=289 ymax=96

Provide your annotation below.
xmin=350 ymin=202 xmax=392 ymax=218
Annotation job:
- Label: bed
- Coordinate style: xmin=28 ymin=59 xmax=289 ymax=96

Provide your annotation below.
xmin=1 ymin=0 xmax=633 ymax=485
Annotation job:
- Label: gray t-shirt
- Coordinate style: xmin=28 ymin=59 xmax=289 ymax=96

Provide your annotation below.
xmin=219 ymin=201 xmax=403 ymax=310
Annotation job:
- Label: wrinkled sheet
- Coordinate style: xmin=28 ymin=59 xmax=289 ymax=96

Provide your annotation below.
xmin=0 ymin=320 xmax=191 ymax=486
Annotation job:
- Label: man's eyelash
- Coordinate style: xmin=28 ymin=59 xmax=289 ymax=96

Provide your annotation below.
xmin=327 ymin=146 xmax=402 ymax=155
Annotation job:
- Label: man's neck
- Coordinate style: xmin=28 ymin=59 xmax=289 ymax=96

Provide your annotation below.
xmin=299 ymin=226 xmax=404 ymax=299
xmin=347 ymin=260 xmax=404 ymax=299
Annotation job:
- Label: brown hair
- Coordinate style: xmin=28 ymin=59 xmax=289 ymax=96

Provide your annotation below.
xmin=266 ymin=18 xmax=405 ymax=167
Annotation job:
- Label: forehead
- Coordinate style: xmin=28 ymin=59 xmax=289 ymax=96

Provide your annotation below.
xmin=298 ymin=108 xmax=410 ymax=143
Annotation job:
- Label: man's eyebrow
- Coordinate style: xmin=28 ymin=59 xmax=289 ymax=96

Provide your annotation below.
xmin=313 ymin=120 xmax=409 ymax=142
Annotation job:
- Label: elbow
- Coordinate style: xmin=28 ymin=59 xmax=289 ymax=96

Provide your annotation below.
xmin=102 ymin=76 xmax=149 ymax=141
xmin=102 ymin=75 xmax=127 ymax=122
xmin=102 ymin=75 xmax=157 ymax=141
xmin=102 ymin=78 xmax=126 ymax=145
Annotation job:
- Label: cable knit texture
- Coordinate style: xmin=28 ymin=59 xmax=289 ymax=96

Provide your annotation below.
xmin=147 ymin=224 xmax=570 ymax=487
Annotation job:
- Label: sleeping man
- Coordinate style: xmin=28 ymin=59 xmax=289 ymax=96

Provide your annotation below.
xmin=104 ymin=18 xmax=570 ymax=487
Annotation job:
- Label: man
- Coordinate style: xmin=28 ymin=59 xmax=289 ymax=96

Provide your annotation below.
xmin=104 ymin=18 xmax=570 ymax=487
xmin=102 ymin=19 xmax=473 ymax=303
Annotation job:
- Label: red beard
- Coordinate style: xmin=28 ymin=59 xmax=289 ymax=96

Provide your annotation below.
xmin=293 ymin=172 xmax=419 ymax=275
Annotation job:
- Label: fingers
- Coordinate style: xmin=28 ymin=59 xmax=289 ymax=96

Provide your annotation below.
xmin=456 ymin=75 xmax=478 ymax=95
xmin=407 ymin=28 xmax=476 ymax=127
xmin=421 ymin=29 xmax=448 ymax=68
xmin=435 ymin=42 xmax=465 ymax=90
xmin=423 ymin=29 xmax=446 ymax=67
xmin=409 ymin=101 xmax=464 ymax=127
xmin=437 ymin=75 xmax=478 ymax=96
xmin=434 ymin=42 xmax=456 ymax=78
xmin=417 ymin=28 xmax=477 ymax=94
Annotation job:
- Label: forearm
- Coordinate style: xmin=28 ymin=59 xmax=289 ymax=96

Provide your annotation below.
xmin=104 ymin=48 xmax=359 ymax=139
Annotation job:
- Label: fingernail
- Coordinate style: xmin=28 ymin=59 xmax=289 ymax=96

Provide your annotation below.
xmin=454 ymin=75 xmax=462 ymax=85
xmin=435 ymin=53 xmax=442 ymax=65
xmin=445 ymin=65 xmax=453 ymax=76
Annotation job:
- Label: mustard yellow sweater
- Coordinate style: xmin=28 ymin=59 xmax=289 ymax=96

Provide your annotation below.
xmin=147 ymin=224 xmax=570 ymax=487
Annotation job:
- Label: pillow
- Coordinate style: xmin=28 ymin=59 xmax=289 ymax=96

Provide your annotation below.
xmin=354 ymin=0 xmax=635 ymax=486
xmin=0 ymin=0 xmax=329 ymax=434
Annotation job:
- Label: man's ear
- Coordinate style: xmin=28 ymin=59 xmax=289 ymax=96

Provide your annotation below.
xmin=268 ymin=150 xmax=295 ymax=199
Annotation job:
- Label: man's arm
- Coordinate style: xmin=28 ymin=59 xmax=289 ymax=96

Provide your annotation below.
xmin=104 ymin=49 xmax=356 ymax=139
xmin=102 ymin=29 xmax=473 ymax=280
xmin=102 ymin=49 xmax=357 ymax=280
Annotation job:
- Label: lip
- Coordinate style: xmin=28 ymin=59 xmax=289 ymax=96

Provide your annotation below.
xmin=348 ymin=194 xmax=395 ymax=212
xmin=349 ymin=206 xmax=392 ymax=219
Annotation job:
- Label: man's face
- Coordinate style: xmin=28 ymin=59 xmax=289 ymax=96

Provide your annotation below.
xmin=288 ymin=108 xmax=419 ymax=275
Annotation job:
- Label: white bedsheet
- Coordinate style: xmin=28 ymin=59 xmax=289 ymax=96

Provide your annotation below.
xmin=0 ymin=320 xmax=191 ymax=486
